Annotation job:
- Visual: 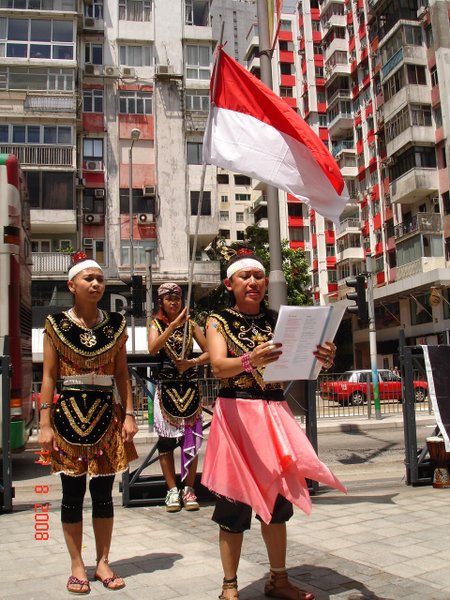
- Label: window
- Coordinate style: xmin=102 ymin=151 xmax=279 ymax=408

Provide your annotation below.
xmin=185 ymin=89 xmax=209 ymax=111
xmin=119 ymin=188 xmax=155 ymax=214
xmin=280 ymin=63 xmax=294 ymax=75
xmin=83 ymin=89 xmax=103 ymax=113
xmin=85 ymin=0 xmax=104 ymax=19
xmin=219 ymin=211 xmax=229 ymax=221
xmin=407 ymin=64 xmax=426 ymax=85
xmin=85 ymin=239 xmax=105 ymax=264
xmin=280 ymin=19 xmax=291 ymax=32
xmin=119 ymin=90 xmax=152 ymax=114
xmin=119 ymin=0 xmax=152 ymax=22
xmin=425 ymin=26 xmax=433 ymax=48
xmin=26 ymin=171 xmax=74 ymax=209
xmin=185 ymin=0 xmax=209 ymax=26
xmin=119 ymin=45 xmax=153 ymax=66
xmin=83 ymin=138 xmax=103 ymax=159
xmin=217 ymin=174 xmax=229 ymax=184
xmin=235 ymin=194 xmax=251 ymax=202
xmin=83 ymin=189 xmax=105 ymax=214
xmin=410 ymin=293 xmax=432 ymax=325
xmin=187 ymin=141 xmax=202 ymax=164
xmin=289 ymin=227 xmax=304 ymax=242
xmin=326 ymin=244 xmax=335 ymax=256
xmin=190 ymin=190 xmax=211 ymax=215
xmin=31 ymin=239 xmax=51 ymax=253
xmin=319 ymin=114 xmax=327 ymax=126
xmin=121 ymin=240 xmax=155 ymax=267
xmin=84 ymin=42 xmax=103 ymax=65
xmin=234 ymin=175 xmax=251 ymax=186
xmin=0 ymin=66 xmax=74 ymax=92
xmin=221 ymin=195 xmax=228 ymax=203
xmin=1 ymin=17 xmax=74 ymax=60
xmin=431 ymin=66 xmax=438 ymax=87
xmin=1 ymin=123 xmax=72 ymax=144
xmin=236 ymin=212 xmax=244 ymax=222
xmin=185 ymin=44 xmax=210 ymax=79
xmin=219 ymin=229 xmax=230 ymax=238
xmin=328 ymin=270 xmax=337 ymax=283
xmin=236 ymin=231 xmax=246 ymax=241
xmin=280 ymin=86 xmax=293 ymax=97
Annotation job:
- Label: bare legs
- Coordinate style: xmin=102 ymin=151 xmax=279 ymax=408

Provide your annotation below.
xmin=62 ymin=522 xmax=89 ymax=593
xmin=159 ymin=451 xmax=199 ymax=489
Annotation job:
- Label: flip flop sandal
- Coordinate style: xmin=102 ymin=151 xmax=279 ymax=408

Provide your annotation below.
xmin=66 ymin=575 xmax=90 ymax=595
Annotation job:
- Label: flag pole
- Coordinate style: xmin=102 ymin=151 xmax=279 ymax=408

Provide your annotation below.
xmin=256 ymin=0 xmax=287 ymax=311
xmin=181 ymin=22 xmax=225 ymax=359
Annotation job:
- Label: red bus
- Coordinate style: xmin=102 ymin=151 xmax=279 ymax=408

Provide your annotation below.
xmin=0 ymin=154 xmax=33 ymax=451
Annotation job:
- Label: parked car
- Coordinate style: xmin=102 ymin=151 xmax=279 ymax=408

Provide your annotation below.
xmin=319 ymin=369 xmax=428 ymax=406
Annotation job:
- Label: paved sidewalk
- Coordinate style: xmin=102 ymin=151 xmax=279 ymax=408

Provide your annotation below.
xmin=3 ymin=413 xmax=448 ymax=600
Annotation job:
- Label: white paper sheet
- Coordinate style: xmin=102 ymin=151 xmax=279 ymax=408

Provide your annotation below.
xmin=263 ymin=305 xmax=345 ymax=382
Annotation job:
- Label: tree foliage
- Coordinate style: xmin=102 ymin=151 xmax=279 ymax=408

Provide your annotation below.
xmin=192 ymin=225 xmax=311 ymax=325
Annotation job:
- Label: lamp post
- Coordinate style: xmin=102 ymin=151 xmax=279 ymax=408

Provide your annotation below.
xmin=129 ymin=127 xmax=141 ymax=353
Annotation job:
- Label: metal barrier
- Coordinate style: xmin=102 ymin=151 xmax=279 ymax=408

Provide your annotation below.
xmin=1 ymin=337 xmax=13 ymax=512
xmin=317 ymin=369 xmax=430 ymax=419
xmin=400 ymin=332 xmax=437 ymax=486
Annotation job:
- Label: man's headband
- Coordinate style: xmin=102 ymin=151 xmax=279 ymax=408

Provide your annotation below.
xmin=68 ymin=260 xmax=103 ymax=281
xmin=226 ymin=258 xmax=266 ymax=279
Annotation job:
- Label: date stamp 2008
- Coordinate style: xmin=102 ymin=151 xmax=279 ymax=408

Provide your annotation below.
xmin=34 ymin=450 xmax=50 ymax=541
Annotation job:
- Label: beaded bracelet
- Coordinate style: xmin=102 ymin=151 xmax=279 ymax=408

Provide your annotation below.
xmin=39 ymin=403 xmax=51 ymax=411
xmin=241 ymin=352 xmax=255 ymax=373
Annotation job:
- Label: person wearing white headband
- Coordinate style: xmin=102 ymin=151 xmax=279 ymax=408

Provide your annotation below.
xmin=202 ymin=248 xmax=343 ymax=600
xmin=38 ymin=251 xmax=138 ymax=594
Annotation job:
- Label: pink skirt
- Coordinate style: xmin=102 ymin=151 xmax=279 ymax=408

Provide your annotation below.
xmin=202 ymin=397 xmax=346 ymax=524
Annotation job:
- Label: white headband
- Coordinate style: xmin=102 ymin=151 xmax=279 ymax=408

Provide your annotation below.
xmin=68 ymin=260 xmax=103 ymax=281
xmin=226 ymin=258 xmax=265 ymax=279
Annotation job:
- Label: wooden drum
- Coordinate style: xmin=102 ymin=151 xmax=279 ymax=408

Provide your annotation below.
xmin=426 ymin=436 xmax=450 ymax=489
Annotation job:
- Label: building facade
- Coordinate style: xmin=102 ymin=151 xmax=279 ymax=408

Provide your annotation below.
xmin=245 ymin=0 xmax=450 ymax=367
xmin=0 ymin=0 xmax=221 ymax=340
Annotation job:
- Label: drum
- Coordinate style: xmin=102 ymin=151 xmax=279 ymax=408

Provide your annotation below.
xmin=426 ymin=436 xmax=450 ymax=488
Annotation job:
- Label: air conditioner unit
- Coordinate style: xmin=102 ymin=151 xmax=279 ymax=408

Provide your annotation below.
xmin=122 ymin=67 xmax=136 ymax=77
xmin=83 ymin=16 xmax=99 ymax=29
xmin=137 ymin=213 xmax=154 ymax=224
xmin=103 ymin=65 xmax=120 ymax=78
xmin=84 ymin=213 xmax=104 ymax=225
xmin=83 ymin=237 xmax=93 ymax=247
xmin=142 ymin=185 xmax=156 ymax=197
xmin=85 ymin=65 xmax=104 ymax=77
xmin=156 ymin=64 xmax=174 ymax=76
xmin=94 ymin=188 xmax=105 ymax=198
xmin=85 ymin=160 xmax=102 ymax=171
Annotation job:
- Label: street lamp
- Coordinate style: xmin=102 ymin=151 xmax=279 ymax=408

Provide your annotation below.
xmin=129 ymin=127 xmax=141 ymax=353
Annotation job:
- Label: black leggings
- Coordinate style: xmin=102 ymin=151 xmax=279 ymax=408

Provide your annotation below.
xmin=60 ymin=473 xmax=115 ymax=524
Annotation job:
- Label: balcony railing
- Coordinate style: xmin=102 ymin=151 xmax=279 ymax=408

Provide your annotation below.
xmin=0 ymin=0 xmax=76 ymax=8
xmin=336 ymin=218 xmax=361 ymax=235
xmin=394 ymin=213 xmax=442 ymax=240
xmin=0 ymin=144 xmax=74 ymax=167
xmin=32 ymin=252 xmax=71 ymax=276
xmin=381 ymin=47 xmax=403 ymax=80
xmin=332 ymin=140 xmax=355 ymax=157
xmin=24 ymin=94 xmax=77 ymax=113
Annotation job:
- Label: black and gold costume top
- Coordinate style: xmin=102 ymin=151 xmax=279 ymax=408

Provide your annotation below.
xmin=45 ymin=311 xmax=127 ymax=376
xmin=152 ymin=318 xmax=197 ymax=381
xmin=208 ymin=307 xmax=283 ymax=392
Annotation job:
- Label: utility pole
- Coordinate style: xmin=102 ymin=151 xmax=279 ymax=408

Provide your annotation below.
xmin=366 ymin=252 xmax=381 ymax=419
xmin=256 ymin=0 xmax=287 ymax=310
xmin=145 ymin=248 xmax=153 ymax=330
xmin=128 ymin=128 xmax=141 ymax=353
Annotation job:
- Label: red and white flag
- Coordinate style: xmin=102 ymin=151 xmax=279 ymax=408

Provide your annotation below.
xmin=203 ymin=50 xmax=349 ymax=224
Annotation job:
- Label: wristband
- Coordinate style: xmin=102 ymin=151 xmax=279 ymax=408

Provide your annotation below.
xmin=241 ymin=352 xmax=255 ymax=373
xmin=125 ymin=411 xmax=136 ymax=418
xmin=39 ymin=403 xmax=51 ymax=411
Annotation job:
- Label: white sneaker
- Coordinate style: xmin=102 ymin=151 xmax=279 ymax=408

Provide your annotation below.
xmin=182 ymin=486 xmax=199 ymax=511
xmin=165 ymin=487 xmax=181 ymax=512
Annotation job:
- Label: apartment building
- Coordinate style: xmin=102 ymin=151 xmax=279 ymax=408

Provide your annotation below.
xmin=246 ymin=0 xmax=450 ymax=367
xmin=0 ymin=0 xmax=220 ymax=340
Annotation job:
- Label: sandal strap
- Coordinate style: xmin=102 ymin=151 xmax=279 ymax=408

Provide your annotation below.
xmin=67 ymin=576 xmax=89 ymax=587
xmin=102 ymin=573 xmax=122 ymax=587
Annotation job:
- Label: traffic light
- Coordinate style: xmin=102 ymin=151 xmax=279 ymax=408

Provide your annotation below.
xmin=121 ymin=275 xmax=145 ymax=317
xmin=131 ymin=275 xmax=145 ymax=318
xmin=346 ymin=275 xmax=368 ymax=323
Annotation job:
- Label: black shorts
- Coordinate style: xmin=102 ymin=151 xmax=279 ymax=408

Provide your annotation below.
xmin=156 ymin=436 xmax=180 ymax=454
xmin=212 ymin=494 xmax=293 ymax=533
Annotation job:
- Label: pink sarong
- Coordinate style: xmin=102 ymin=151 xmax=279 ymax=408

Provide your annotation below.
xmin=201 ymin=397 xmax=346 ymax=524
